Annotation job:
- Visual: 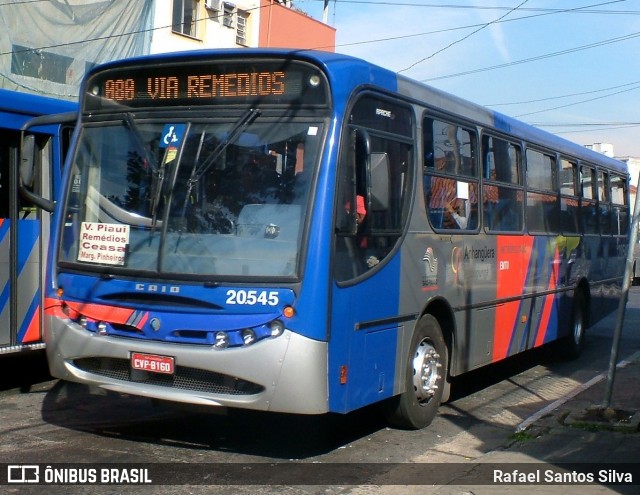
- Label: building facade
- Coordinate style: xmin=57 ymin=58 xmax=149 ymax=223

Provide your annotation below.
xmin=153 ymin=0 xmax=334 ymax=54
xmin=0 ymin=0 xmax=334 ymax=100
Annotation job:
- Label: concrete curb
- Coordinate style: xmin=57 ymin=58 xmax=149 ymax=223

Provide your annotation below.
xmin=515 ymin=350 xmax=640 ymax=433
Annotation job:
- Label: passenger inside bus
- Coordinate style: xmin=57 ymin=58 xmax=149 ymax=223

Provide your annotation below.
xmin=444 ymin=197 xmax=469 ymax=229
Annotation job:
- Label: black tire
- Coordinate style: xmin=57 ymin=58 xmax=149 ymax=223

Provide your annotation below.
xmin=564 ymin=290 xmax=587 ymax=360
xmin=382 ymin=314 xmax=448 ymax=430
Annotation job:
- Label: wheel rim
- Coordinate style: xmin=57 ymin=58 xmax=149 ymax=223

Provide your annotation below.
xmin=412 ymin=338 xmax=441 ymax=405
xmin=573 ymin=306 xmax=584 ymax=346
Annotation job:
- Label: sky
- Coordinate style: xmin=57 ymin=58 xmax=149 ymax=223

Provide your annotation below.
xmin=292 ymin=0 xmax=640 ymax=158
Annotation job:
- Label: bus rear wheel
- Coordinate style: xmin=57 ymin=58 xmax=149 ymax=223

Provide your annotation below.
xmin=563 ymin=290 xmax=587 ymax=360
xmin=383 ymin=314 xmax=448 ymax=430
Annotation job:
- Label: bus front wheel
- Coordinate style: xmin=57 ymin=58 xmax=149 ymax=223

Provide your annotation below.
xmin=383 ymin=314 xmax=448 ymax=430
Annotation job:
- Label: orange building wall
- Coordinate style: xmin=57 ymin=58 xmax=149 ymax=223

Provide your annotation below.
xmin=259 ymin=1 xmax=336 ymax=51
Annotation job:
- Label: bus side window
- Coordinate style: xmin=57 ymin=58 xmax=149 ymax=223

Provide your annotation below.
xmin=525 ymin=149 xmax=558 ymax=234
xmin=483 ymin=135 xmax=523 ymax=232
xmin=423 ymin=117 xmax=479 ymax=231
xmin=610 ymin=174 xmax=629 ymax=235
xmin=335 ymin=96 xmax=413 ymax=282
xmin=560 ymin=158 xmax=580 ymax=234
xmin=580 ymin=165 xmax=598 ymax=234
xmin=598 ymin=171 xmax=612 ymax=235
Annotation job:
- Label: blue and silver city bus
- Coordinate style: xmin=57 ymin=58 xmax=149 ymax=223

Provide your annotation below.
xmin=0 ymin=89 xmax=75 ymax=355
xmin=23 ymin=50 xmax=629 ymax=428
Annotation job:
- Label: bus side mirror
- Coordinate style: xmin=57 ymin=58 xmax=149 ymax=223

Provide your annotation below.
xmin=20 ymin=134 xmax=55 ymax=212
xmin=18 ymin=111 xmax=76 ymax=213
xmin=336 ymin=129 xmax=362 ymax=235
xmin=20 ymin=134 xmax=35 ymax=188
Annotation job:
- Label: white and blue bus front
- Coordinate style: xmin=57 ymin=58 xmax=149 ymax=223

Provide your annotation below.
xmin=45 ymin=51 xmax=337 ymax=414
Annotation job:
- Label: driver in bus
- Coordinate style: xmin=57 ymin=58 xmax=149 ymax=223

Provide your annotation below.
xmin=355 ymin=194 xmax=367 ymax=227
xmin=355 ymin=195 xmax=380 ymax=268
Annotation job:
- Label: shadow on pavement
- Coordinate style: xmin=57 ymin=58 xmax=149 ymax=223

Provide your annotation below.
xmin=40 ymin=379 xmax=388 ymax=460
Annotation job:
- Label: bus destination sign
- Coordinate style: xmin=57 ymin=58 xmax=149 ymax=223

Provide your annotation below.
xmin=85 ymin=60 xmax=328 ymax=109
xmin=106 ymin=71 xmax=286 ymax=101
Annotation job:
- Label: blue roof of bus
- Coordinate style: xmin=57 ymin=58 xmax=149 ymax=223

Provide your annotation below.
xmin=88 ymin=47 xmax=360 ymax=67
xmin=0 ymin=88 xmax=77 ymax=117
xmin=86 ymin=48 xmax=628 ymax=176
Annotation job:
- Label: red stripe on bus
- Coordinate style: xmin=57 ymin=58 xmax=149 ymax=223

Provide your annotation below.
xmin=20 ymin=307 xmax=41 ymax=343
xmin=493 ymin=236 xmax=534 ymax=361
xmin=45 ymin=298 xmax=140 ymax=327
xmin=534 ymin=247 xmax=560 ymax=347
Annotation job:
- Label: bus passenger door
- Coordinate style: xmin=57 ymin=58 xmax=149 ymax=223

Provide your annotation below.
xmin=331 ymin=120 xmax=413 ymax=414
xmin=1 ymin=132 xmax=53 ymax=349
xmin=0 ymin=132 xmax=15 ymax=347
xmin=19 ymin=135 xmax=54 ymax=346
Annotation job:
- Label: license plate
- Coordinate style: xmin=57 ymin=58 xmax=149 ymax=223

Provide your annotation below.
xmin=131 ymin=352 xmax=175 ymax=375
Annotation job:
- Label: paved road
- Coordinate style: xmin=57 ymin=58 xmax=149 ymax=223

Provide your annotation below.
xmin=1 ymin=288 xmax=639 ymax=494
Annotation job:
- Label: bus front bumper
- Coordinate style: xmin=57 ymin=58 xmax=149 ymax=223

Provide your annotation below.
xmin=44 ymin=315 xmax=329 ymax=415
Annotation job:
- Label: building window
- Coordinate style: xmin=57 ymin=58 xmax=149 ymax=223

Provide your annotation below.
xmin=223 ymin=2 xmax=234 ymax=28
xmin=236 ymin=11 xmax=248 ymax=45
xmin=172 ymin=0 xmax=198 ymax=38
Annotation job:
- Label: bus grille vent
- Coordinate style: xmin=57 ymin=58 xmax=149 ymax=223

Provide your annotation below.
xmin=73 ymin=357 xmax=264 ymax=395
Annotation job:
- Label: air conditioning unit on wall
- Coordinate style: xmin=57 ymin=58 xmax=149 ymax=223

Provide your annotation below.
xmin=205 ymin=0 xmax=221 ymax=11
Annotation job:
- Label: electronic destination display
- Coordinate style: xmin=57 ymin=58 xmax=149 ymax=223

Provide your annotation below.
xmin=84 ymin=59 xmax=329 ymax=110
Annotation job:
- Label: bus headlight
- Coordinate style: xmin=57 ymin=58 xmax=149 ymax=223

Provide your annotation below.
xmin=269 ymin=320 xmax=285 ymax=338
xmin=242 ymin=329 xmax=257 ymax=346
xmin=214 ymin=331 xmax=229 ymax=349
xmin=308 ymin=74 xmax=321 ymax=88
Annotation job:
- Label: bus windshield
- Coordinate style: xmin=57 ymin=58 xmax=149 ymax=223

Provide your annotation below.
xmin=59 ymin=113 xmax=323 ymax=279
